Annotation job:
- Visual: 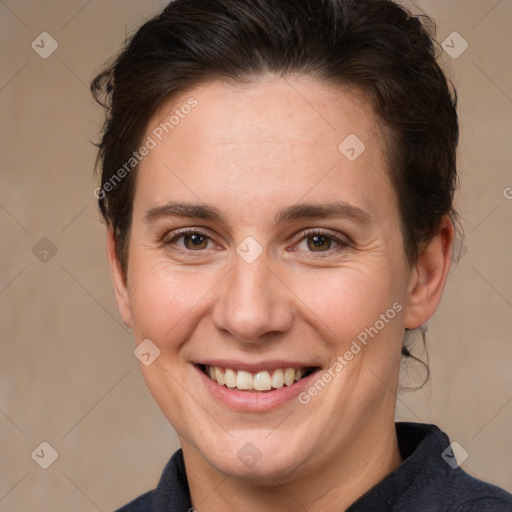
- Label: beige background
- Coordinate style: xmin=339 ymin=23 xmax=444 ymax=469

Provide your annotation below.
xmin=1 ymin=0 xmax=511 ymax=510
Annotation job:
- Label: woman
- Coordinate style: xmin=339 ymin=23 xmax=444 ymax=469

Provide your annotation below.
xmin=91 ymin=0 xmax=512 ymax=510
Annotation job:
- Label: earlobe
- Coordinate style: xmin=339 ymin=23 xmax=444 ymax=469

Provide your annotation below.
xmin=106 ymin=227 xmax=133 ymax=328
xmin=403 ymin=216 xmax=455 ymax=330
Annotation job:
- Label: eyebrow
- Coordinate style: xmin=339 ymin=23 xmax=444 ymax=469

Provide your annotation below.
xmin=143 ymin=200 xmax=372 ymax=226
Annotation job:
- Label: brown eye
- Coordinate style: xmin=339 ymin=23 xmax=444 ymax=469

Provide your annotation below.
xmin=182 ymin=233 xmax=209 ymax=250
xmin=164 ymin=229 xmax=213 ymax=252
xmin=306 ymin=234 xmax=333 ymax=252
xmin=293 ymin=229 xmax=348 ymax=258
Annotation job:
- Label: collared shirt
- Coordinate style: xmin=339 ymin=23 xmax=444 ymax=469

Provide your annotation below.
xmin=114 ymin=422 xmax=512 ymax=511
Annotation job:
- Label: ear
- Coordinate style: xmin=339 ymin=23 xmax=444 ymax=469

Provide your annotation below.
xmin=403 ymin=215 xmax=455 ymax=329
xmin=106 ymin=226 xmax=133 ymax=328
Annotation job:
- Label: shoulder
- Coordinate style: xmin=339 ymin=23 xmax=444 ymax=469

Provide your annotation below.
xmin=113 ymin=490 xmax=154 ymax=512
xmin=444 ymin=469 xmax=512 ymax=511
xmin=392 ymin=422 xmax=512 ymax=511
xmin=111 ymin=448 xmax=192 ymax=512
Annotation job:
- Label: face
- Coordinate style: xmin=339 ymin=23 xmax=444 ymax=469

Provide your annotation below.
xmin=108 ymin=75 xmax=452 ymax=484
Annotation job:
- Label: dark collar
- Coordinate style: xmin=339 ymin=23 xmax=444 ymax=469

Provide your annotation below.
xmin=347 ymin=422 xmax=452 ymax=510
xmin=147 ymin=422 xmax=512 ymax=511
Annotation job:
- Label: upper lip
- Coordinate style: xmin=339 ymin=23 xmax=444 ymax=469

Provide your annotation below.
xmin=195 ymin=359 xmax=321 ymax=372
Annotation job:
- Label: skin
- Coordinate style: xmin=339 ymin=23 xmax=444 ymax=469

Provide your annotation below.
xmin=107 ymin=74 xmax=454 ymax=511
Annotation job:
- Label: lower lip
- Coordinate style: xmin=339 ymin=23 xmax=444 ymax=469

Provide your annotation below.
xmin=194 ymin=365 xmax=322 ymax=412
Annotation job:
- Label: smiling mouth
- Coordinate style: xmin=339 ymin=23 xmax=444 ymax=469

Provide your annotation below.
xmin=198 ymin=364 xmax=319 ymax=392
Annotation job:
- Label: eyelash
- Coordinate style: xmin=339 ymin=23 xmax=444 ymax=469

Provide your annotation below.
xmin=163 ymin=228 xmax=349 ymax=258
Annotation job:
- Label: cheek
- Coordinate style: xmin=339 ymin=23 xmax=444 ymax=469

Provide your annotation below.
xmin=126 ymin=247 xmax=406 ymax=358
xmin=290 ymin=265 xmax=401 ymax=345
xmin=128 ymin=261 xmax=216 ymax=345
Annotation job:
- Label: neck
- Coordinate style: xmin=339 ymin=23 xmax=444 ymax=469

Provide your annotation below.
xmin=183 ymin=419 xmax=402 ymax=512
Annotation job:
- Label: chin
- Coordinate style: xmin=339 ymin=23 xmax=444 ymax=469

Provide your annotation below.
xmin=196 ymin=431 xmax=313 ymax=484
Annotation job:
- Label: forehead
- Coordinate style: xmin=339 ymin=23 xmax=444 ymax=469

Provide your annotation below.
xmin=150 ymin=75 xmax=382 ymax=148
xmin=133 ymin=75 xmax=396 ymax=226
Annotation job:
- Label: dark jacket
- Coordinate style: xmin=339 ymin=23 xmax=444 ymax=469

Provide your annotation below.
xmin=114 ymin=422 xmax=512 ymax=511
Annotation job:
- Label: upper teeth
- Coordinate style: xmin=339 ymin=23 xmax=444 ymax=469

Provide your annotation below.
xmin=205 ymin=365 xmax=307 ymax=391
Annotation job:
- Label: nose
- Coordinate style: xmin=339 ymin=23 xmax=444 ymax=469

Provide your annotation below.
xmin=211 ymin=253 xmax=295 ymax=345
